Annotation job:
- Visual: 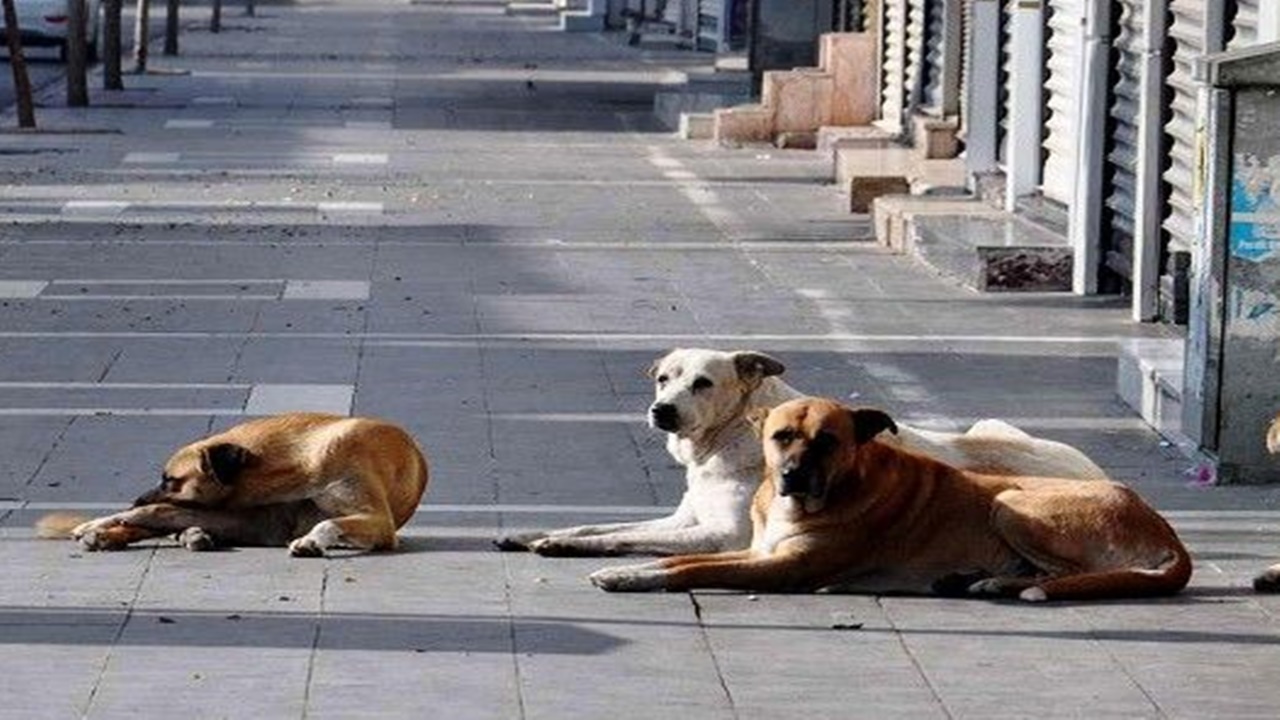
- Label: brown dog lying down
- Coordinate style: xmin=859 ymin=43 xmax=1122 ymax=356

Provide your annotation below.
xmin=591 ymin=398 xmax=1192 ymax=602
xmin=39 ymin=413 xmax=429 ymax=557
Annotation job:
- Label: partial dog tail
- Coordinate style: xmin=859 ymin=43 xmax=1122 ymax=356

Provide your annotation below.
xmin=1267 ymin=414 xmax=1280 ymax=454
xmin=965 ymin=418 xmax=1032 ymax=440
xmin=34 ymin=512 xmax=88 ymax=540
xmin=1022 ymin=545 xmax=1193 ymax=602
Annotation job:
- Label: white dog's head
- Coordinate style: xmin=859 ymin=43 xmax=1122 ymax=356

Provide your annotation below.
xmin=647 ymin=348 xmax=786 ymax=438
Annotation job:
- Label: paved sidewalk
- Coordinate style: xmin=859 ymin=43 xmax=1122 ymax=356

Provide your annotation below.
xmin=0 ymin=1 xmax=1278 ymax=718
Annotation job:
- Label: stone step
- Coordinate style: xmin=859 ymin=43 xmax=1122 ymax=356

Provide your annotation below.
xmin=906 ymin=213 xmax=1073 ymax=292
xmin=871 ymin=195 xmax=1001 ymax=251
xmin=1117 ymin=337 xmax=1188 ymax=448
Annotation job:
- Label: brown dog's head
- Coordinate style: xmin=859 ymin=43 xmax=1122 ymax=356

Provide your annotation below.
xmin=756 ymin=398 xmax=897 ymax=511
xmin=132 ymin=441 xmax=257 ymax=508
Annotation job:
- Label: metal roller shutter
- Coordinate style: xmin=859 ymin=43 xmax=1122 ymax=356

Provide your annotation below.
xmin=1228 ymin=0 xmax=1257 ymax=49
xmin=920 ymin=0 xmax=947 ymax=112
xmin=1162 ymin=1 xmax=1207 ymax=254
xmin=904 ymin=0 xmax=928 ymax=110
xmin=1103 ymin=0 xmax=1144 ymax=280
xmin=997 ymin=0 xmax=1013 ymax=164
xmin=1040 ymin=0 xmax=1082 ymax=206
xmin=880 ymin=0 xmax=908 ymax=131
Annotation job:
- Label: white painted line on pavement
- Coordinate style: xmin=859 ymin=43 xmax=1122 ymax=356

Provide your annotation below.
xmin=0 ymin=381 xmax=251 ymax=389
xmin=344 ymin=120 xmax=393 ymax=130
xmin=190 ymin=96 xmax=236 ymax=106
xmin=122 ymin=152 xmax=181 ymax=164
xmin=29 ymin=278 xmax=369 ymax=301
xmin=349 ymin=97 xmax=393 ymax=108
xmin=489 ymin=412 xmax=643 ymax=423
xmin=332 ymin=153 xmax=389 ymax=165
xmin=645 ymin=146 xmax=740 ymax=237
xmin=0 ymin=382 xmax=351 ymax=416
xmin=0 ymin=331 xmax=1133 ymax=344
xmin=0 ymin=281 xmax=48 ymax=298
xmin=282 ymin=280 xmax=370 ymax=300
xmin=61 ymin=201 xmax=129 ymax=216
xmin=244 ymin=384 xmax=354 ymax=415
xmin=163 ymin=119 xmax=215 ymax=129
xmin=318 ymin=201 xmax=384 ymax=214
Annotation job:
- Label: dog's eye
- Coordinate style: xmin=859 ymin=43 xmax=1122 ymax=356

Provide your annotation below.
xmin=161 ymin=475 xmax=181 ymax=491
xmin=691 ymin=376 xmax=713 ymax=392
xmin=771 ymin=429 xmax=796 ymax=446
xmin=655 ymin=374 xmax=669 ymax=386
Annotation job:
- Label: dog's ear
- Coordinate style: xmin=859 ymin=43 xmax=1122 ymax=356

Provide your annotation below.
xmin=202 ymin=443 xmax=256 ymax=485
xmin=646 ymin=350 xmax=677 ymax=379
xmin=847 ymin=408 xmax=898 ymax=446
xmin=732 ymin=352 xmax=786 ymax=382
xmin=745 ymin=407 xmax=772 ymax=437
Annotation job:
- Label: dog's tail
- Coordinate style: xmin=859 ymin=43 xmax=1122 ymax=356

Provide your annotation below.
xmin=34 ymin=512 xmax=88 ymax=540
xmin=1022 ymin=546 xmax=1193 ymax=602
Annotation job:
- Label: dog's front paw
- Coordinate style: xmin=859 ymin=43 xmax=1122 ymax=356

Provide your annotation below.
xmin=178 ymin=527 xmax=217 ymax=552
xmin=288 ymin=536 xmax=326 ymax=558
xmin=72 ymin=519 xmax=127 ymax=552
xmin=528 ymin=537 xmax=593 ymax=557
xmin=588 ymin=566 xmax=665 ymax=592
xmin=494 ymin=531 xmax=547 ymax=552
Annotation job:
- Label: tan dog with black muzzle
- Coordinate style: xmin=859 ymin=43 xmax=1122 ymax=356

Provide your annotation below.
xmin=40 ymin=413 xmax=429 ymax=557
xmin=591 ymin=397 xmax=1191 ymax=602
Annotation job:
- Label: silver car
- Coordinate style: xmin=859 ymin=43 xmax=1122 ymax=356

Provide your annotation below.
xmin=0 ymin=0 xmax=102 ymax=61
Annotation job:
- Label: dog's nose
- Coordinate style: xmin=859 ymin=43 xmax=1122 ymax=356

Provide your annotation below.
xmin=649 ymin=403 xmax=680 ymax=432
xmin=778 ymin=468 xmax=810 ymax=497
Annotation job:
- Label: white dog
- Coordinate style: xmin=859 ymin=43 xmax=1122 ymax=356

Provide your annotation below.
xmin=496 ymin=348 xmax=1108 ymax=557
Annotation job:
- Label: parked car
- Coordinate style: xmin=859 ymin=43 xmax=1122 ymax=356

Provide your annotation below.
xmin=0 ymin=0 xmax=101 ymax=62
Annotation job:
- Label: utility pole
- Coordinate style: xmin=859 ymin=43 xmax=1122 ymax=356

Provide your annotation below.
xmin=65 ymin=0 xmax=90 ymax=107
xmin=103 ymin=0 xmax=123 ymax=89
xmin=244 ymin=0 xmax=253 ymax=17
xmin=1 ymin=0 xmax=36 ymax=128
xmin=163 ymin=0 xmax=178 ymax=56
xmin=211 ymin=0 xmax=221 ymax=33
xmin=132 ymin=0 xmax=149 ymax=72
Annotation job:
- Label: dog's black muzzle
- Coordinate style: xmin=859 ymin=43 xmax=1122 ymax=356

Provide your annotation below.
xmin=649 ymin=403 xmax=680 ymax=432
xmin=132 ymin=486 xmax=165 ymax=508
xmin=778 ymin=468 xmax=813 ymax=498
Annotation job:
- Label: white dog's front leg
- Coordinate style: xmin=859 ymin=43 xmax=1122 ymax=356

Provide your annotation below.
xmin=529 ymin=524 xmax=740 ymax=557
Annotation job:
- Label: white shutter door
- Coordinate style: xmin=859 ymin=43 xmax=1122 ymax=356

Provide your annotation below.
xmin=1104 ymin=0 xmax=1144 ymax=278
xmin=997 ymin=2 xmax=1014 ymax=164
xmin=904 ymin=0 xmax=928 ymax=108
xmin=1040 ymin=0 xmax=1081 ymax=206
xmin=880 ymin=0 xmax=908 ymax=131
xmin=1162 ymin=0 xmax=1207 ymax=253
xmin=1229 ymin=0 xmax=1258 ymax=49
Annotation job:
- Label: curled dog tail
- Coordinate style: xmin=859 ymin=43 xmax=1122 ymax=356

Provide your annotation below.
xmin=35 ymin=512 xmax=88 ymax=540
xmin=1022 ymin=546 xmax=1193 ymax=602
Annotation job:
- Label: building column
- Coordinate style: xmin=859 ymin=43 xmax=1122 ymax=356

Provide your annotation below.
xmin=1004 ymin=0 xmax=1045 ymax=211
